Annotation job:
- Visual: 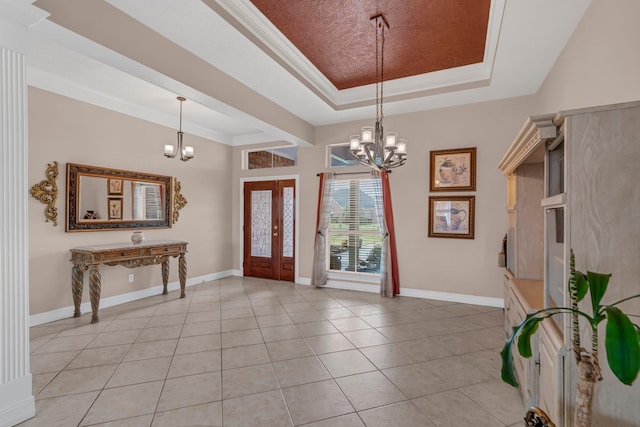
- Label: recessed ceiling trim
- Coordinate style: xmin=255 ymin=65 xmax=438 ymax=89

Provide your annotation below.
xmin=232 ymin=132 xmax=283 ymax=146
xmin=335 ymin=62 xmax=493 ymax=107
xmin=210 ymin=0 xmax=506 ymax=109
xmin=483 ymin=0 xmax=507 ymax=67
xmin=27 ymin=13 xmax=310 ymax=146
xmin=27 ymin=66 xmax=235 ymax=144
xmin=0 ymin=0 xmax=49 ymax=28
xmin=207 ymin=0 xmax=338 ymax=105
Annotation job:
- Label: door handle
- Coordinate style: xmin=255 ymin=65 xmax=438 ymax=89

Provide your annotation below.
xmin=273 ymin=232 xmax=278 ymax=237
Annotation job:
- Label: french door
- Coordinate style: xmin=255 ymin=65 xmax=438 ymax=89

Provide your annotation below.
xmin=243 ymin=179 xmax=295 ymax=281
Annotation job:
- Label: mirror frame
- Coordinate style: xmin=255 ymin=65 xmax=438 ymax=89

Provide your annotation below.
xmin=66 ymin=163 xmax=172 ymax=232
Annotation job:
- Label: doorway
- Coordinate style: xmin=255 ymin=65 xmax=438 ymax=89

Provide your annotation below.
xmin=243 ymin=179 xmax=295 ymax=281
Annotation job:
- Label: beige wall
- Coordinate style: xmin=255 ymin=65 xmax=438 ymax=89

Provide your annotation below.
xmin=232 ymin=95 xmax=537 ymax=300
xmin=533 ymin=0 xmax=640 ymax=113
xmin=28 ymin=87 xmax=234 ymax=316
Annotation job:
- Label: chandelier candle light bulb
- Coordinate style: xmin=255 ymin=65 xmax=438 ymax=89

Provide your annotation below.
xmin=350 ymin=136 xmax=361 ymax=151
xmin=396 ymin=140 xmax=407 ymax=155
xmin=361 ymin=126 xmax=374 ymax=144
xmin=385 ymin=133 xmax=397 ymax=148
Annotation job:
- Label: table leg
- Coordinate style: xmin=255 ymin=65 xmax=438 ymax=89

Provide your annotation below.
xmin=161 ymin=258 xmax=170 ymax=295
xmin=178 ymin=254 xmax=187 ymax=298
xmin=71 ymin=264 xmax=85 ymax=317
xmin=88 ymin=265 xmax=102 ymax=324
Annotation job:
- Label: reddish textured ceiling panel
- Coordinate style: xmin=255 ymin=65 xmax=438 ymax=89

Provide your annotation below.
xmin=250 ymin=0 xmax=491 ymax=90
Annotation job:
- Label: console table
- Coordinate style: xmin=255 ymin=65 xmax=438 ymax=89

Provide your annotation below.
xmin=70 ymin=240 xmax=188 ymax=323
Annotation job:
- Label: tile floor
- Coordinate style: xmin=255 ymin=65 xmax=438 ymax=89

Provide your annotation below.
xmin=22 ymin=277 xmax=525 ymax=427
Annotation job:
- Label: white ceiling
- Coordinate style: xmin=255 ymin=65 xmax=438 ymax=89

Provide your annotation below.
xmin=9 ymin=0 xmax=591 ymax=146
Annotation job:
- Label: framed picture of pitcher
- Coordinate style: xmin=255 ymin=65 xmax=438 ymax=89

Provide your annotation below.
xmin=430 ymin=147 xmax=476 ymax=192
xmin=428 ymin=196 xmax=475 ymax=239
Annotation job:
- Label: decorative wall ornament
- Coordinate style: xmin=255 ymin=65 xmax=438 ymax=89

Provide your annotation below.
xmin=30 ymin=161 xmax=59 ymax=226
xmin=428 ymin=195 xmax=475 ymax=239
xmin=173 ymin=178 xmax=188 ymax=224
xmin=430 ymin=147 xmax=477 ymax=192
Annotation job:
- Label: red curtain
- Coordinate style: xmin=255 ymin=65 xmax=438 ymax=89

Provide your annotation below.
xmin=315 ymin=173 xmax=325 ymax=232
xmin=381 ymin=171 xmax=400 ymax=295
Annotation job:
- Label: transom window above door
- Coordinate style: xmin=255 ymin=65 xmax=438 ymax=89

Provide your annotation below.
xmin=243 ymin=146 xmax=297 ymax=170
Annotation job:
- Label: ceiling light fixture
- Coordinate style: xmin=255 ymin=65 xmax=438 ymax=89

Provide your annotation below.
xmin=350 ymin=14 xmax=406 ymax=172
xmin=164 ymin=96 xmax=194 ymax=161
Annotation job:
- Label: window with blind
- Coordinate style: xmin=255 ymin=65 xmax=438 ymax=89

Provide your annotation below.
xmin=328 ymin=178 xmax=383 ymax=274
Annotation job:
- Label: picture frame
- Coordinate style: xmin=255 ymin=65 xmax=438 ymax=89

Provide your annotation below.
xmin=430 ymin=147 xmax=476 ymax=192
xmin=107 ymin=178 xmax=123 ymax=195
xmin=107 ymin=198 xmax=123 ymax=220
xmin=428 ymin=195 xmax=475 ymax=239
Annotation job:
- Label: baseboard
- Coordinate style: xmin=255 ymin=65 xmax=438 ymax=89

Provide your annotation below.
xmin=398 ymin=287 xmax=504 ymax=308
xmin=0 ymin=375 xmax=35 ymax=427
xmin=322 ymin=279 xmax=380 ymax=294
xmin=297 ymin=276 xmax=504 ymax=308
xmin=29 ymin=270 xmax=235 ymax=326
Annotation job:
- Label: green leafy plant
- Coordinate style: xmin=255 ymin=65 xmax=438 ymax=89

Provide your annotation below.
xmin=500 ymin=250 xmax=640 ymax=427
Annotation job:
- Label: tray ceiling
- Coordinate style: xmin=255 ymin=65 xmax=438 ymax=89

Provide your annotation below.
xmin=6 ymin=0 xmax=592 ymax=146
xmin=248 ymin=0 xmax=491 ymax=90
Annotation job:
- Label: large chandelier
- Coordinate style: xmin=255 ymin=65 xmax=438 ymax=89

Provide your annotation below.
xmin=349 ymin=14 xmax=407 ymax=171
xmin=164 ymin=96 xmax=194 ymax=162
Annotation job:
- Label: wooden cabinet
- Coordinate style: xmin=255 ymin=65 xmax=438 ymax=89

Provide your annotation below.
xmin=503 ymin=275 xmax=543 ymax=407
xmin=499 ymin=101 xmax=640 ymax=426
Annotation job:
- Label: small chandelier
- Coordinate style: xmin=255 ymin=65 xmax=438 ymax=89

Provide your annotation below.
xmin=350 ymin=14 xmax=406 ymax=171
xmin=164 ymin=96 xmax=194 ymax=161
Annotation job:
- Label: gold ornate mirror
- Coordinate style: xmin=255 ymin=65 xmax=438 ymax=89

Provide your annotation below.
xmin=66 ymin=163 xmax=172 ymax=231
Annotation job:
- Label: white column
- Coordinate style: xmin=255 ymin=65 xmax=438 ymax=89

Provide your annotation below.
xmin=0 ymin=44 xmax=34 ymax=427
xmin=0 ymin=2 xmax=48 ymax=424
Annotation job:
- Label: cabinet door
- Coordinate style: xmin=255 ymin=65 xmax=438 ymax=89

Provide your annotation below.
xmin=538 ymin=323 xmax=564 ymax=426
xmin=504 ymin=277 xmax=538 ymax=407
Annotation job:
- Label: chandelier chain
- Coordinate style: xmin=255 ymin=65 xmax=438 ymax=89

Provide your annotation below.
xmin=380 ymin=19 xmax=384 ymax=126
xmin=375 ymin=18 xmax=386 ymax=129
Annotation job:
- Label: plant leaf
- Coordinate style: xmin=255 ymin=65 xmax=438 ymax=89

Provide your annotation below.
xmin=500 ymin=331 xmax=519 ymax=387
xmin=604 ymin=307 xmax=640 ymax=385
xmin=574 ymin=270 xmax=589 ymax=302
xmin=588 ymin=271 xmax=612 ymax=314
xmin=501 ymin=315 xmax=548 ymax=387
xmin=517 ymin=317 xmax=541 ymax=358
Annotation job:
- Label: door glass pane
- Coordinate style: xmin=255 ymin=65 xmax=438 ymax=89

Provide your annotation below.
xmin=251 ymin=190 xmax=272 ymax=257
xmin=546 ymin=207 xmax=565 ymax=331
xmin=548 ymin=141 xmax=564 ymax=196
xmin=282 ymin=187 xmax=294 ymax=257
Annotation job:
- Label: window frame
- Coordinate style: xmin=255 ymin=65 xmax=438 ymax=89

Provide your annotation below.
xmin=325 ymin=176 xmax=383 ymax=278
xmin=326 ymin=142 xmax=358 ymax=168
xmin=242 ymin=145 xmax=298 ymax=170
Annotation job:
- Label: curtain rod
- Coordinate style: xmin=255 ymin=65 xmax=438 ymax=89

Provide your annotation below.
xmin=316 ymin=171 xmax=390 ymax=177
